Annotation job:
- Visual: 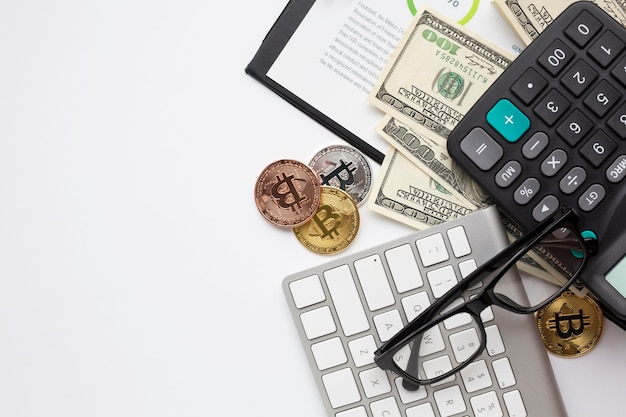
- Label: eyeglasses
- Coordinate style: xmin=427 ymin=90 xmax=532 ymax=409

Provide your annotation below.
xmin=373 ymin=205 xmax=595 ymax=390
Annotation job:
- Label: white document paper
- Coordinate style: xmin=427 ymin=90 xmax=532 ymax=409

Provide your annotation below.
xmin=268 ymin=0 xmax=523 ymax=157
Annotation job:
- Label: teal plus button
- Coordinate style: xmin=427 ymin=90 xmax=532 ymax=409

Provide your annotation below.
xmin=486 ymin=99 xmax=530 ymax=142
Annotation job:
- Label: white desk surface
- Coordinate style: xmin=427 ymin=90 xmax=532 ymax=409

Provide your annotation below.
xmin=1 ymin=1 xmax=625 ymax=416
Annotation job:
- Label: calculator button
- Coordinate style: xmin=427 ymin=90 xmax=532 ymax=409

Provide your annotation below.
xmin=580 ymin=130 xmax=617 ymax=167
xmin=565 ymin=10 xmax=603 ymax=47
xmin=522 ymin=132 xmax=549 ymax=159
xmin=583 ymin=79 xmax=621 ymax=117
xmin=560 ymin=60 xmax=598 ymax=96
xmin=532 ymin=195 xmax=560 ymax=222
xmin=541 ymin=149 xmax=568 ymax=177
xmin=607 ymin=102 xmax=626 ymax=139
xmin=606 ymin=155 xmax=626 ymax=183
xmin=487 ymin=99 xmax=530 ymax=142
xmin=578 ymin=183 xmax=606 ymax=212
xmin=556 ymin=109 xmax=593 ymax=146
xmin=538 ymin=40 xmax=575 ymax=76
xmin=514 ymin=178 xmax=540 ymax=205
xmin=610 ymin=55 xmax=626 ymax=86
xmin=588 ymin=30 xmax=625 ymax=68
xmin=511 ymin=68 xmax=547 ymax=105
xmin=495 ymin=161 xmax=522 ymax=188
xmin=560 ymin=166 xmax=587 ymax=194
xmin=460 ymin=127 xmax=504 ymax=171
xmin=533 ymin=89 xmax=570 ymax=125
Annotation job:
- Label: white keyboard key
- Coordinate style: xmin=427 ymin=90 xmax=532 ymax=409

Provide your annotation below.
xmin=418 ymin=325 xmax=445 ymax=357
xmin=322 ymin=368 xmax=361 ymax=408
xmin=416 ymin=233 xmax=449 ymax=267
xmin=503 ymin=390 xmax=527 ymax=417
xmin=422 ymin=355 xmax=455 ymax=385
xmin=402 ymin=291 xmax=431 ymax=322
xmin=492 ymin=357 xmax=516 ymax=388
xmin=337 ymin=406 xmax=368 ymax=417
xmin=385 ymin=244 xmax=423 ymax=292
xmin=289 ymin=274 xmax=325 ymax=308
xmin=447 ymin=225 xmax=472 ymax=257
xmin=449 ymin=327 xmax=481 ymax=363
xmin=348 ymin=335 xmax=377 ymax=367
xmin=311 ymin=337 xmax=347 ymax=371
xmin=370 ymin=397 xmax=401 ymax=417
xmin=485 ymin=324 xmax=506 ymax=356
xmin=434 ymin=385 xmax=466 ymax=417
xmin=300 ymin=306 xmax=337 ymax=340
xmin=392 ymin=344 xmax=412 ymax=370
xmin=458 ymin=258 xmax=478 ymax=278
xmin=359 ymin=367 xmax=391 ymax=398
xmin=427 ymin=265 xmax=458 ymax=298
xmin=354 ymin=254 xmax=395 ymax=311
xmin=373 ymin=309 xmax=403 ymax=342
xmin=324 ymin=265 xmax=370 ymax=336
xmin=460 ymin=360 xmax=493 ymax=393
xmin=443 ymin=311 xmax=472 ymax=330
xmin=480 ymin=306 xmax=495 ymax=323
xmin=394 ymin=377 xmax=427 ymax=404
xmin=470 ymin=391 xmax=502 ymax=417
xmin=406 ymin=403 xmax=435 ymax=417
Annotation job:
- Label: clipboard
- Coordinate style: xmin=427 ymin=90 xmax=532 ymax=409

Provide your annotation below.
xmin=245 ymin=0 xmax=385 ymax=165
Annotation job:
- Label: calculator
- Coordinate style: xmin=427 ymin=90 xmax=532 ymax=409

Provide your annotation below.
xmin=447 ymin=2 xmax=626 ymax=329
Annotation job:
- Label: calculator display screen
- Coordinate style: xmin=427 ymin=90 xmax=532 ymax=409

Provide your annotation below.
xmin=606 ymin=256 xmax=626 ymax=297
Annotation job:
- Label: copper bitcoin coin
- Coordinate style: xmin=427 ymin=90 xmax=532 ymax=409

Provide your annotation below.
xmin=536 ymin=291 xmax=603 ymax=358
xmin=293 ymin=186 xmax=360 ymax=255
xmin=309 ymin=144 xmax=372 ymax=205
xmin=254 ymin=159 xmax=321 ymax=228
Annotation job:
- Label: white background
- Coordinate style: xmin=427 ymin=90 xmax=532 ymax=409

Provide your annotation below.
xmin=1 ymin=1 xmax=625 ymax=416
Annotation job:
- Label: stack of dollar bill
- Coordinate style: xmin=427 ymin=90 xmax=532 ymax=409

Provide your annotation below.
xmin=365 ymin=6 xmax=585 ymax=293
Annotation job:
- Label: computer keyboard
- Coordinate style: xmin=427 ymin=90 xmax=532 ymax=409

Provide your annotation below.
xmin=282 ymin=205 xmax=566 ymax=417
xmin=447 ymin=1 xmax=626 ymax=329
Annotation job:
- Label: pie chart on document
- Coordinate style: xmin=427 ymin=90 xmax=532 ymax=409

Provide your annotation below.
xmin=407 ymin=0 xmax=481 ymax=25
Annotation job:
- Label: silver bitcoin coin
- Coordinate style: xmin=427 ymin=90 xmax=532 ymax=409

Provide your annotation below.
xmin=309 ymin=144 xmax=372 ymax=205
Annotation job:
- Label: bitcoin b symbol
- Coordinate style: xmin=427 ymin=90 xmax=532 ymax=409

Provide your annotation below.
xmin=547 ymin=303 xmax=591 ymax=339
xmin=311 ymin=205 xmax=342 ymax=239
xmin=271 ymin=172 xmax=306 ymax=212
xmin=320 ymin=159 xmax=357 ymax=191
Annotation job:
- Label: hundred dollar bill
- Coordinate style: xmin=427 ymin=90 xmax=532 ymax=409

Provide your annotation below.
xmin=492 ymin=0 xmax=626 ymax=46
xmin=377 ymin=115 xmax=493 ymax=209
xmin=368 ymin=148 xmax=472 ymax=230
xmin=368 ymin=6 xmax=514 ymax=145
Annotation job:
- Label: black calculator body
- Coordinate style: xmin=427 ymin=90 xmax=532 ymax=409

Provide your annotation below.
xmin=447 ymin=2 xmax=626 ymax=329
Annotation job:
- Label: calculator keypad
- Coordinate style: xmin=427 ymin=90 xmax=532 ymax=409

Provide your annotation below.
xmin=455 ymin=5 xmax=626 ymax=219
xmin=447 ymin=2 xmax=626 ymax=325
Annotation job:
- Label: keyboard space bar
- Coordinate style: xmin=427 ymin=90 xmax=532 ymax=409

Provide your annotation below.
xmin=323 ymin=265 xmax=370 ymax=337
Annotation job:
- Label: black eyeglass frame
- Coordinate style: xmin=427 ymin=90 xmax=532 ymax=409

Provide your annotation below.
xmin=373 ymin=206 xmax=592 ymax=388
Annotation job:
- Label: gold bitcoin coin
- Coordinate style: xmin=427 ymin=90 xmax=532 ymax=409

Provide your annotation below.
xmin=309 ymin=144 xmax=372 ymax=205
xmin=536 ymin=291 xmax=603 ymax=358
xmin=254 ymin=159 xmax=321 ymax=228
xmin=293 ymin=186 xmax=359 ymax=254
